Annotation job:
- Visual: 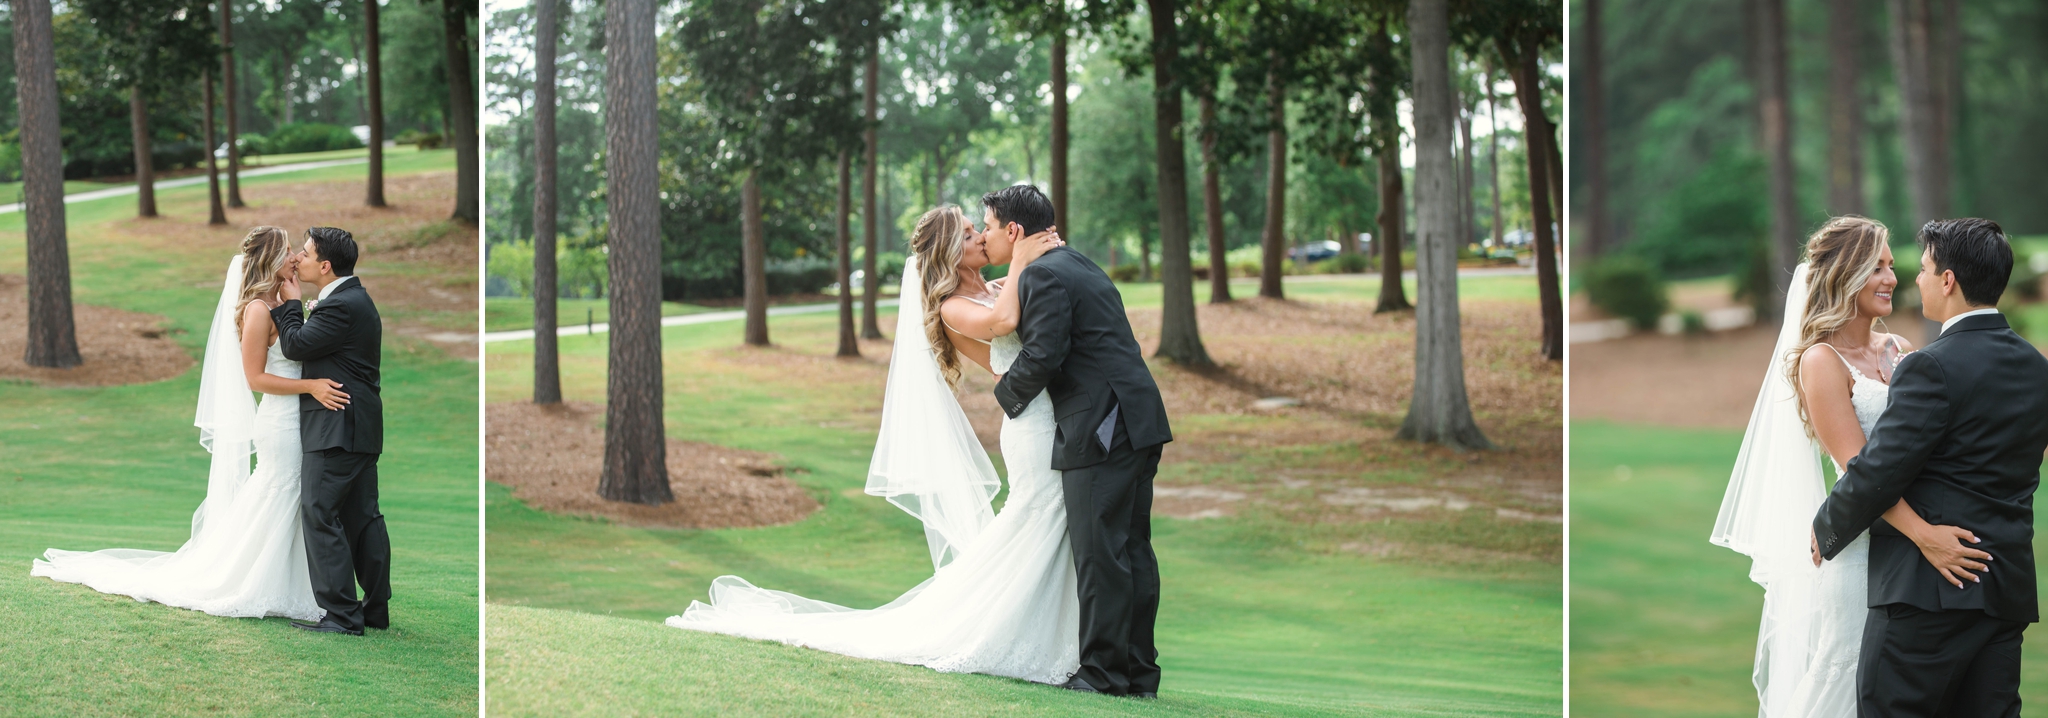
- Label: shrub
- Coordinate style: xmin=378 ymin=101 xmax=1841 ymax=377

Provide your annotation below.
xmin=261 ymin=123 xmax=365 ymax=155
xmin=415 ymin=133 xmax=445 ymax=150
xmin=766 ymin=256 xmax=838 ymax=295
xmin=1231 ymin=261 xmax=1261 ymax=279
xmin=2007 ymin=252 xmax=2044 ymax=302
xmin=1329 ymin=253 xmax=1370 ymax=274
xmin=1586 ymin=255 xmax=1670 ymax=330
xmin=1108 ymin=263 xmax=1140 ymax=282
xmin=0 ymin=143 xmax=20 ymax=182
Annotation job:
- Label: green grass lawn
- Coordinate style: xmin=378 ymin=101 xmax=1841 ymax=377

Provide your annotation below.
xmin=0 ymin=153 xmax=477 ymax=716
xmin=484 ymin=280 xmax=1562 ymax=716
xmin=1568 ymin=421 xmax=2048 ymax=717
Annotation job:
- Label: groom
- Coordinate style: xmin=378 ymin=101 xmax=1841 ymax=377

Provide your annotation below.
xmin=983 ymin=185 xmax=1173 ymax=698
xmin=1812 ymin=218 xmax=2048 ymax=717
xmin=273 ymin=227 xmax=391 ymax=636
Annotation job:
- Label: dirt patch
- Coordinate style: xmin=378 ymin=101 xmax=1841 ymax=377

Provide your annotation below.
xmin=1568 ymin=326 xmax=1780 ymax=429
xmin=0 ymin=274 xmax=194 ymax=386
xmin=486 ymin=401 xmax=820 ymax=529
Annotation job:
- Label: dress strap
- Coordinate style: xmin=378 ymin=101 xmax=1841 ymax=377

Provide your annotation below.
xmin=939 ymin=297 xmax=994 ymax=346
xmin=1815 ymin=343 xmax=1866 ymax=380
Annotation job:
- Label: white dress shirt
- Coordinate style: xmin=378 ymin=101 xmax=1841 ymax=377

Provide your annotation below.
xmin=1940 ymin=306 xmax=2000 ymax=335
xmin=314 ymin=275 xmax=357 ymax=304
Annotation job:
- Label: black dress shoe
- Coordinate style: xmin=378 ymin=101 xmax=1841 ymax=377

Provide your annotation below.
xmin=1057 ymin=676 xmax=1101 ymax=694
xmin=291 ymin=617 xmax=364 ymax=636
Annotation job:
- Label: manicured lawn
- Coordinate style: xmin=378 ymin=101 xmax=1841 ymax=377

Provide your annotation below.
xmin=1568 ymin=420 xmax=2048 ymax=717
xmin=0 ymin=153 xmax=478 ymax=717
xmin=484 ymin=278 xmax=1562 ymax=716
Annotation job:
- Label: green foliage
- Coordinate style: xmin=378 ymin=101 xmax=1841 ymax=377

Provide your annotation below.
xmin=1586 ymin=254 xmax=1670 ymax=330
xmin=1107 ymin=262 xmax=1140 ymax=282
xmin=0 ymin=143 xmax=20 ymax=183
xmin=1626 ymin=150 xmax=1766 ymax=279
xmin=254 ymin=123 xmax=365 ymax=155
xmin=1329 ymin=252 xmax=1370 ymax=274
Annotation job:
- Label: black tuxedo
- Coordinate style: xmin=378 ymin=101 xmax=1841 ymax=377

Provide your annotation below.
xmin=994 ymin=246 xmax=1172 ymax=696
xmin=272 ymin=277 xmax=391 ymax=632
xmin=1812 ymin=312 xmax=2048 ymax=717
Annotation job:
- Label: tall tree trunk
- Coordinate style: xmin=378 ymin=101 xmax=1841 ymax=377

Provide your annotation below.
xmin=220 ymin=0 xmax=244 ymax=207
xmin=599 ymin=0 xmax=671 ymax=505
xmin=1146 ymin=0 xmax=1210 ymax=365
xmin=1888 ymin=0 xmax=1948 ymax=227
xmin=532 ymin=0 xmax=561 ymax=405
xmin=1257 ymin=54 xmax=1286 ymax=300
xmin=1199 ymin=91 xmax=1231 ymax=303
xmin=1486 ymin=64 xmax=1504 ymax=249
xmin=1584 ymin=0 xmax=1607 ymax=255
xmin=366 ymin=0 xmax=386 ymax=207
xmin=742 ymin=166 xmax=769 ymax=346
xmin=131 ymin=85 xmax=157 ymax=218
xmin=1459 ymin=93 xmax=1475 ymax=251
xmin=443 ymin=0 xmax=479 ymax=222
xmin=1756 ymin=0 xmax=1797 ymax=315
xmin=1399 ymin=0 xmax=1491 ymax=450
xmin=1825 ymin=0 xmax=1864 ymax=215
xmin=860 ymin=45 xmax=883 ymax=340
xmin=1509 ymin=34 xmax=1563 ymax=360
xmin=1373 ymin=149 xmax=1410 ymax=313
xmin=836 ymin=149 xmax=858 ymax=357
xmin=204 ymin=70 xmax=227 ymax=225
xmin=13 ymin=0 xmax=77 ymax=368
xmin=1050 ymin=29 xmax=1069 ymax=230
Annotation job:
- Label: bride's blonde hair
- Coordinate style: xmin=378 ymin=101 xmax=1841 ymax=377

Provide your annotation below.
xmin=1785 ymin=215 xmax=1891 ymax=439
xmin=910 ymin=205 xmax=970 ymax=389
xmin=235 ymin=226 xmax=293 ymax=336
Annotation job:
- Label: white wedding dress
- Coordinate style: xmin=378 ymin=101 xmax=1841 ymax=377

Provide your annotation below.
xmin=1782 ymin=346 xmax=1891 ymax=717
xmin=30 ymin=256 xmax=321 ymax=622
xmin=668 ymin=263 xmax=1081 ymax=685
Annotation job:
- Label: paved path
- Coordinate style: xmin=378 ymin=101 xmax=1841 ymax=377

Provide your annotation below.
xmin=482 ymin=266 xmax=1537 ymax=344
xmin=0 ymin=158 xmax=370 ymax=214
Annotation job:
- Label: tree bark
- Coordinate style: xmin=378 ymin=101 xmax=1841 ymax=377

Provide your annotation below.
xmin=1146 ymin=0 xmax=1210 ymax=366
xmin=1398 ymin=0 xmax=1491 ymax=450
xmin=533 ymin=0 xmax=561 ymax=405
xmin=1486 ymin=63 xmax=1504 ymax=249
xmin=1050 ymin=30 xmax=1069 ymax=231
xmin=1458 ymin=90 xmax=1475 ymax=251
xmin=599 ymin=0 xmax=671 ymax=505
xmin=366 ymin=0 xmax=386 ymax=207
xmin=443 ymin=0 xmax=479 ymax=222
xmin=1888 ymin=0 xmax=1948 ymax=228
xmin=221 ymin=0 xmax=244 ymax=207
xmin=1257 ymin=54 xmax=1286 ymax=300
xmin=1756 ymin=0 xmax=1797 ymax=314
xmin=1824 ymin=0 xmax=1863 ymax=215
xmin=1373 ymin=150 xmax=1410 ymax=313
xmin=131 ymin=85 xmax=157 ymax=218
xmin=204 ymin=70 xmax=227 ymax=225
xmin=742 ymin=166 xmax=769 ymax=346
xmin=1199 ymin=91 xmax=1231 ymax=303
xmin=13 ymin=0 xmax=78 ymax=368
xmin=1584 ymin=0 xmax=1607 ymax=255
xmin=836 ymin=149 xmax=858 ymax=357
xmin=860 ymin=44 xmax=883 ymax=340
xmin=1509 ymin=34 xmax=1563 ymax=361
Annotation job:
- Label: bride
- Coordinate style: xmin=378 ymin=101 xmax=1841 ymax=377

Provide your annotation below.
xmin=668 ymin=205 xmax=1077 ymax=685
xmin=32 ymin=227 xmax=350 ymax=621
xmin=1714 ymin=216 xmax=1990 ymax=716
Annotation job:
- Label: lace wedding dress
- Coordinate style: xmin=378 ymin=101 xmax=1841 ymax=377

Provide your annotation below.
xmin=31 ymin=256 xmax=321 ymax=622
xmin=1783 ymin=345 xmax=1894 ymax=717
xmin=669 ymin=263 xmax=1081 ymax=685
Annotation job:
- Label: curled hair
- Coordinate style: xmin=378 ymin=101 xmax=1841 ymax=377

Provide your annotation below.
xmin=1786 ymin=216 xmax=1891 ymax=439
xmin=235 ymin=226 xmax=294 ymax=336
xmin=909 ymin=205 xmax=970 ymax=389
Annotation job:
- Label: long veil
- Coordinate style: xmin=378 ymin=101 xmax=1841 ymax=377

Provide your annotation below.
xmin=865 ymin=254 xmax=1001 ymax=569
xmin=1711 ymin=262 xmax=1824 ymax=715
xmin=191 ymin=254 xmax=259 ymax=538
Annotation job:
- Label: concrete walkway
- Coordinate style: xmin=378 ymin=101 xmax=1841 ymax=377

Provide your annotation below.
xmin=0 ymin=158 xmax=369 ymax=214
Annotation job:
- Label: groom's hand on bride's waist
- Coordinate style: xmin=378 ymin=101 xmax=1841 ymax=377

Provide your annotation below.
xmin=1811 ymin=529 xmax=1822 ymax=567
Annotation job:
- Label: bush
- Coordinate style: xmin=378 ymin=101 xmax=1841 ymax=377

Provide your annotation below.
xmin=1108 ymin=263 xmax=1140 ymax=282
xmin=1328 ymin=253 xmax=1370 ymax=274
xmin=766 ymin=256 xmax=837 ymax=295
xmin=236 ymin=134 xmax=267 ymax=157
xmin=0 ymin=143 xmax=20 ymax=183
xmin=415 ymin=133 xmax=445 ymax=150
xmin=1231 ymin=261 xmax=1261 ymax=279
xmin=2007 ymin=252 xmax=2044 ymax=303
xmin=486 ymin=239 xmax=610 ymax=299
xmin=1586 ymin=255 xmax=1670 ymax=330
xmin=260 ymin=123 xmax=365 ymax=155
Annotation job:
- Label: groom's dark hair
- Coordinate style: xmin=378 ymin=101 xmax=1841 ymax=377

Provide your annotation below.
xmin=981 ymin=184 xmax=1055 ymax=236
xmin=1918 ymin=218 xmax=2012 ymax=307
xmin=307 ymin=227 xmax=359 ymax=277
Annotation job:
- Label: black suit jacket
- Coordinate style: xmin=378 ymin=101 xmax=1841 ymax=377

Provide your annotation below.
xmin=993 ymin=247 xmax=1171 ymax=470
xmin=1813 ymin=313 xmax=2048 ymax=623
xmin=271 ymin=278 xmax=384 ymax=454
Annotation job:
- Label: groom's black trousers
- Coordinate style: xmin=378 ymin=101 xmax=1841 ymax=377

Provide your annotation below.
xmin=1061 ymin=418 xmax=1163 ymax=697
xmin=302 ymin=448 xmax=392 ymax=631
xmin=1858 ymin=603 xmax=2025 ymax=718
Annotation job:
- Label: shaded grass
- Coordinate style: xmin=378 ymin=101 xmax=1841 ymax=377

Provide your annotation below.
xmin=484 ymin=279 xmax=1561 ymax=716
xmin=1568 ymin=421 xmax=2048 ymax=717
xmin=0 ymin=154 xmax=477 ymax=716
xmin=484 ymin=297 xmax=717 ymax=333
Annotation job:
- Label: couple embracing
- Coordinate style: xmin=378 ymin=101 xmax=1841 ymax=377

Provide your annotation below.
xmin=34 ymin=226 xmax=391 ymax=637
xmin=1717 ymin=217 xmax=2048 ymax=717
xmin=670 ymin=185 xmax=1172 ymax=698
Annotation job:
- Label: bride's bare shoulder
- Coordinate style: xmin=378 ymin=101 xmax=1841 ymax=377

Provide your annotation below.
xmin=1798 ymin=343 xmax=1852 ymax=383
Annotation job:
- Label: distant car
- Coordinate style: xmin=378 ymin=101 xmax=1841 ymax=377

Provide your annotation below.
xmin=1288 ymin=239 xmax=1343 ymax=263
xmin=351 ymin=125 xmax=372 ymax=144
